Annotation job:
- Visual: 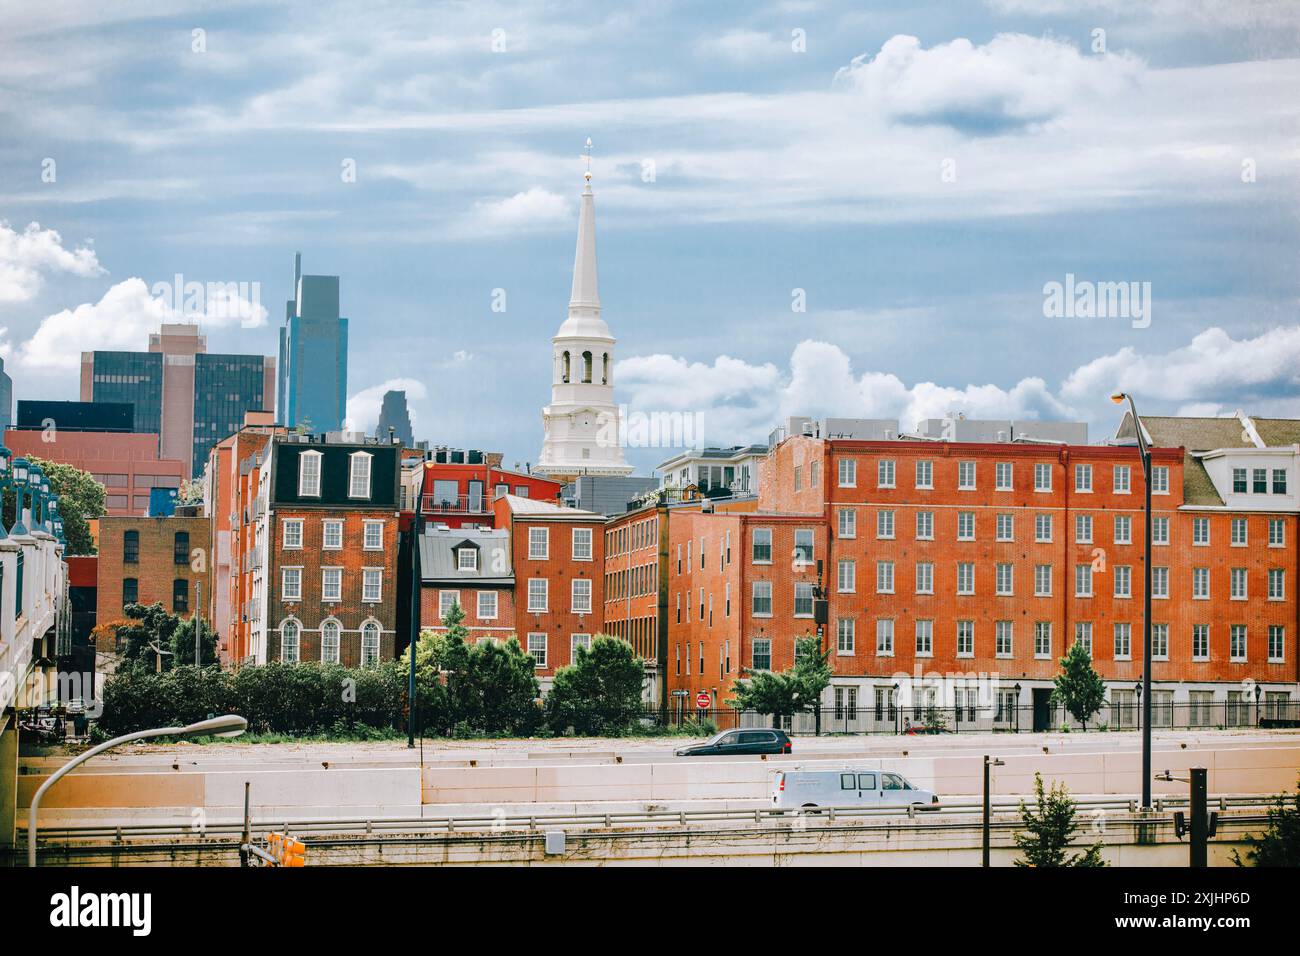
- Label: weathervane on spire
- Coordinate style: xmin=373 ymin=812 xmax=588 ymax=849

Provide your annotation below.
xmin=584 ymin=136 xmax=593 ymax=186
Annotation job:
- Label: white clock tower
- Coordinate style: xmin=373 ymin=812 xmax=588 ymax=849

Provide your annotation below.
xmin=536 ymin=141 xmax=633 ymax=481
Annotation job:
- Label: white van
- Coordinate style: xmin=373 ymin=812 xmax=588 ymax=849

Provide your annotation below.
xmin=772 ymin=769 xmax=939 ymax=810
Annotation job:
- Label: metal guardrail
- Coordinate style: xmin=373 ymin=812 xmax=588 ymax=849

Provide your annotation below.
xmin=24 ymin=794 xmax=1281 ymax=845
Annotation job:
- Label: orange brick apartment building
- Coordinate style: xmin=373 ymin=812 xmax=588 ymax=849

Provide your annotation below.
xmin=658 ymin=413 xmax=1300 ymax=728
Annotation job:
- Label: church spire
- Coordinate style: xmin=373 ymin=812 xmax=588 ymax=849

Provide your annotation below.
xmin=569 ymin=137 xmax=599 ymax=313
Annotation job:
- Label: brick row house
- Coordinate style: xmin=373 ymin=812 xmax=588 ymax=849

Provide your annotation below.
xmin=659 ymin=414 xmax=1300 ymax=730
xmin=419 ymin=525 xmax=516 ymax=642
xmin=254 ymin=436 xmax=402 ymax=667
xmin=95 ymin=513 xmax=211 ymax=644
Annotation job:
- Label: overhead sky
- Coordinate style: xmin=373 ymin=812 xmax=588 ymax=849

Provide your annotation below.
xmin=2 ymin=0 xmax=1298 ymax=474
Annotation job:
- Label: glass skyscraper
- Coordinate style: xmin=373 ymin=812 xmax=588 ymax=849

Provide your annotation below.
xmin=82 ymin=325 xmax=276 ymax=477
xmin=278 ymin=253 xmax=349 ymax=434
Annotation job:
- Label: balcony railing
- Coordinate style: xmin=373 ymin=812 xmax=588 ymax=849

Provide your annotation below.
xmin=421 ymin=494 xmax=489 ymax=515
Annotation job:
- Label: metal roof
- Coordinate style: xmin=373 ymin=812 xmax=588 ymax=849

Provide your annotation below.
xmin=419 ymin=526 xmax=513 ymax=584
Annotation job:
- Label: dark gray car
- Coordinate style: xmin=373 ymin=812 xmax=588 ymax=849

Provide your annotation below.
xmin=674 ymin=728 xmax=792 ymax=756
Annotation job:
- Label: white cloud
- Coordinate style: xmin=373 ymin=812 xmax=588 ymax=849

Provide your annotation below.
xmin=620 ymin=324 xmax=1300 ymax=448
xmin=13 ymin=278 xmax=172 ymax=370
xmin=8 ymin=274 xmax=269 ymax=371
xmin=833 ymin=33 xmax=1141 ymax=131
xmin=1061 ymin=326 xmax=1300 ymax=406
xmin=470 ymin=188 xmax=572 ymax=233
xmin=0 ymin=221 xmax=105 ymax=303
xmin=696 ymin=30 xmax=789 ymax=63
xmin=345 ymin=378 xmax=428 ymax=434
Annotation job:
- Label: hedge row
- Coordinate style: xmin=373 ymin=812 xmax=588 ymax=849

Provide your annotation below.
xmin=98 ymin=661 xmax=409 ymax=737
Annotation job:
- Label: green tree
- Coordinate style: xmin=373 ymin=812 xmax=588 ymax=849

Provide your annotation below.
xmin=2 ymin=457 xmax=105 ymax=555
xmin=112 ymin=603 xmax=186 ymax=671
xmin=169 ymin=616 xmax=219 ymax=667
xmin=1053 ymin=640 xmax=1106 ymax=729
xmin=1234 ymin=775 xmax=1300 ymax=867
xmin=401 ymin=603 xmax=540 ymax=736
xmin=546 ymin=635 xmax=645 ymax=735
xmin=729 ymin=636 xmax=831 ymax=728
xmin=1014 ymin=772 xmax=1106 ymax=867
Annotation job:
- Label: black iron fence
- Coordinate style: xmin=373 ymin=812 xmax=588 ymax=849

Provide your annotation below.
xmin=647 ymin=700 xmax=1300 ymax=735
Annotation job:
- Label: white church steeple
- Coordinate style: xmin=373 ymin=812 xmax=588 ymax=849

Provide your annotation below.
xmin=536 ymin=139 xmax=633 ymax=480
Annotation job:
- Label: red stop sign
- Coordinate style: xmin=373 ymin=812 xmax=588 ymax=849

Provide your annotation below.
xmin=696 ymin=692 xmax=712 ymax=709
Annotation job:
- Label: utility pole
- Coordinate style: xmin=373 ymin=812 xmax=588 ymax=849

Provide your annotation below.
xmin=195 ymin=580 xmax=203 ymax=667
xmin=982 ymin=755 xmax=1004 ymax=867
xmin=1190 ymin=767 xmax=1208 ymax=868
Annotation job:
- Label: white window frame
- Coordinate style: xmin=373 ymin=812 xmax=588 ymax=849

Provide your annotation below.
xmin=439 ymin=590 xmax=460 ymax=619
xmin=361 ymin=621 xmax=380 ymax=665
xmin=572 ymin=577 xmax=593 ymax=614
xmin=298 ymin=450 xmax=322 ymax=497
xmin=280 ymin=619 xmax=300 ymax=663
xmin=572 ymin=527 xmax=593 ymax=561
xmin=1074 ymin=463 xmax=1092 ymax=492
xmin=838 ymin=458 xmax=857 ymax=488
xmin=283 ymin=519 xmax=303 ymax=549
xmin=528 ymin=527 xmax=550 ymax=560
xmin=362 ymin=568 xmax=382 ymax=603
xmin=1034 ymin=462 xmax=1052 ymax=492
xmin=322 ymin=566 xmax=342 ymax=602
xmin=321 ymin=619 xmax=341 ymax=664
xmin=281 ymin=567 xmax=302 ymax=602
xmin=349 ymin=451 xmax=373 ymax=499
xmin=477 ymin=590 xmax=498 ymax=619
xmin=363 ymin=520 xmax=383 ymax=550
xmin=323 ymin=519 xmax=343 ymax=550
xmin=527 ymin=633 xmax=548 ymax=668
xmin=958 ymin=461 xmax=976 ymax=490
xmin=995 ymin=462 xmax=1013 ymax=491
xmin=528 ymin=578 xmax=548 ymax=612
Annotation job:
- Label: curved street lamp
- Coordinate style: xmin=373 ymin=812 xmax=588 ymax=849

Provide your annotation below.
xmin=28 ymin=714 xmax=248 ymax=866
xmin=1112 ymin=392 xmax=1153 ymax=810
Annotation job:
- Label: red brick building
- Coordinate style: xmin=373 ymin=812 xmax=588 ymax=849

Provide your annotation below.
xmin=95 ymin=514 xmax=211 ymax=648
xmin=418 ymin=526 xmax=517 ymax=642
xmin=418 ymin=453 xmax=562 ymax=529
xmin=256 ymin=436 xmax=402 ymax=667
xmin=4 ymin=429 xmax=185 ymax=518
xmin=203 ymin=412 xmax=284 ymax=666
xmin=658 ymin=413 xmax=1300 ymax=730
xmin=493 ymin=494 xmax=604 ymax=686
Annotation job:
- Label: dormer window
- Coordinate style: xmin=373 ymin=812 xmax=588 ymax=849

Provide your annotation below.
xmin=349 ymin=451 xmax=372 ymax=499
xmin=457 ymin=547 xmax=479 ymax=572
xmin=298 ymin=450 xmax=322 ymax=497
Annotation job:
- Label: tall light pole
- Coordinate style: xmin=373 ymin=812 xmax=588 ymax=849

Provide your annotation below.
xmin=1112 ymin=392 xmax=1153 ymax=809
xmin=28 ymin=714 xmax=247 ymax=866
xmin=408 ymin=470 xmax=425 ymax=748
xmin=982 ymin=755 xmax=1005 ymax=867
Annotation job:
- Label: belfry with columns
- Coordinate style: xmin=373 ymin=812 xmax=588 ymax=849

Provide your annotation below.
xmin=535 ymin=140 xmax=634 ymax=481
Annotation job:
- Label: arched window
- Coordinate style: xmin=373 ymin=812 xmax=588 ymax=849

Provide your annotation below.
xmin=582 ymin=351 xmax=593 ymax=383
xmin=562 ymin=351 xmax=571 ymax=383
xmin=602 ymin=352 xmax=609 ymax=385
xmin=361 ymin=621 xmax=381 ymax=666
xmin=321 ymin=620 xmax=341 ymax=664
xmin=281 ymin=620 xmax=300 ymax=663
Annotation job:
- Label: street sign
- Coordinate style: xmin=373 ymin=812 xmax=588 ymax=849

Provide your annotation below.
xmin=671 ymin=689 xmax=688 ymax=697
xmin=696 ymin=692 xmax=711 ymax=709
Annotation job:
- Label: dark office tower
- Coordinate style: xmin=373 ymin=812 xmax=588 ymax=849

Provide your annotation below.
xmin=375 ymin=389 xmax=414 ymax=447
xmin=278 ymin=253 xmax=349 ymax=434
xmin=0 ymin=357 xmax=12 ymax=431
xmin=81 ymin=324 xmax=276 ymax=478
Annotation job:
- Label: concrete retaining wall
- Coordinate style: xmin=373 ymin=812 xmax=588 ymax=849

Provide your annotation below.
xmin=422 ymin=745 xmax=1300 ymax=804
